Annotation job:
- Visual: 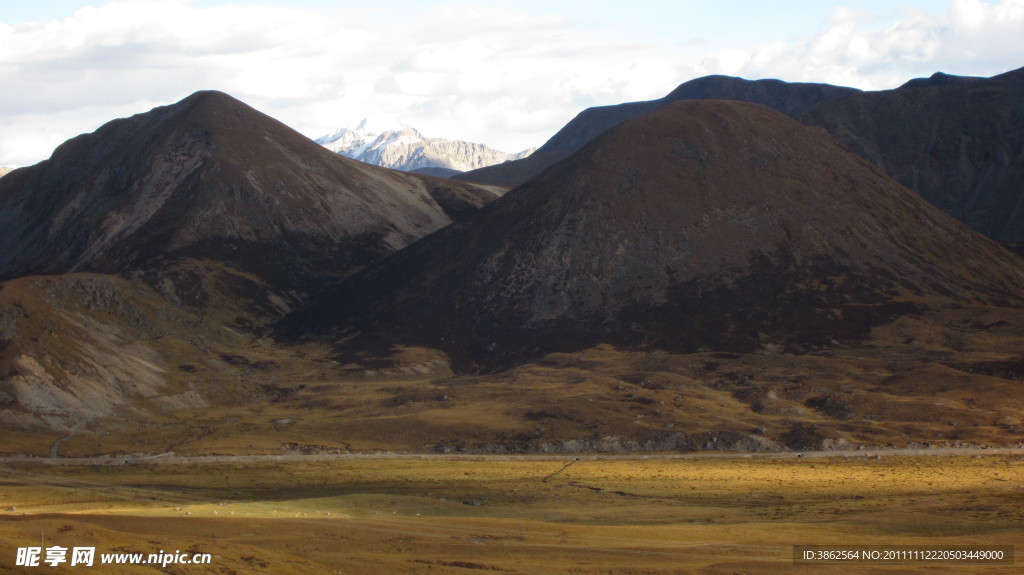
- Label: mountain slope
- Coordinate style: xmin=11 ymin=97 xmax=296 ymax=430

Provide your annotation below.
xmin=317 ymin=121 xmax=534 ymax=173
xmin=0 ymin=268 xmax=250 ymax=432
xmin=456 ymin=68 xmax=1024 ymax=241
xmin=0 ymin=91 xmax=503 ymax=436
xmin=286 ymin=100 xmax=1024 ymax=371
xmin=0 ymin=91 xmax=503 ymax=290
xmin=798 ymin=67 xmax=1024 ymax=241
xmin=455 ymin=76 xmax=859 ymax=187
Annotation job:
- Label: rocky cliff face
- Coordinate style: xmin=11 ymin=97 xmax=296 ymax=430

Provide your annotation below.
xmin=286 ymin=101 xmax=1024 ymax=370
xmin=317 ymin=121 xmax=534 ymax=173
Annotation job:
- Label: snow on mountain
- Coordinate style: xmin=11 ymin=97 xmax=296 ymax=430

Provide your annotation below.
xmin=315 ymin=120 xmax=534 ymax=174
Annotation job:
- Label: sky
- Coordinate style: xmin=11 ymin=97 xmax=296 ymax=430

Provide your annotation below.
xmin=1 ymin=0 xmax=1022 ymax=167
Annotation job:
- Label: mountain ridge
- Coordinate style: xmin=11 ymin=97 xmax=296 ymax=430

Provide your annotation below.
xmin=0 ymin=90 xmax=504 ymax=290
xmin=316 ymin=120 xmax=534 ymax=173
xmin=1 ymin=92 xmax=1023 ymax=454
xmin=798 ymin=66 xmax=1024 ymax=240
xmin=0 ymin=90 xmax=504 ymax=433
xmin=455 ymin=67 xmax=1024 ymax=241
xmin=454 ymin=76 xmax=860 ymax=187
xmin=286 ymin=100 xmax=1024 ymax=371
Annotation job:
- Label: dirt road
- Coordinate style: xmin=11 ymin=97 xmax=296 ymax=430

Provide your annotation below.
xmin=3 ymin=446 xmax=1023 ymax=466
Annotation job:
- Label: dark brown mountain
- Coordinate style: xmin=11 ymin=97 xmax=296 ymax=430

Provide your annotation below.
xmin=797 ymin=67 xmax=1024 ymax=241
xmin=0 ymin=91 xmax=502 ymax=434
xmin=0 ymin=91 xmax=503 ymax=292
xmin=412 ymin=166 xmax=462 ymax=178
xmin=286 ymin=100 xmax=1024 ymax=371
xmin=456 ymin=68 xmax=1024 ymax=241
xmin=455 ymin=76 xmax=860 ymax=187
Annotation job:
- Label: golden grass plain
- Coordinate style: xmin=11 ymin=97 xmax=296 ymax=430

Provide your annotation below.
xmin=4 ymin=277 xmax=1024 ymax=573
xmin=1 ymin=454 xmax=1022 ymax=573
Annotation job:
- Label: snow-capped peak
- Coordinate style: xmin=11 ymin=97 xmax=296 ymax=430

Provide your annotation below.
xmin=314 ymin=121 xmax=535 ymax=174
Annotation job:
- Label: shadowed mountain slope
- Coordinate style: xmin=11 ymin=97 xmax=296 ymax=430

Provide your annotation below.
xmin=0 ymin=91 xmax=502 ymax=433
xmin=0 ymin=91 xmax=503 ymax=291
xmin=798 ymin=67 xmax=1024 ymax=241
xmin=286 ymin=100 xmax=1024 ymax=371
xmin=456 ymin=68 xmax=1024 ymax=242
xmin=455 ymin=76 xmax=859 ymax=187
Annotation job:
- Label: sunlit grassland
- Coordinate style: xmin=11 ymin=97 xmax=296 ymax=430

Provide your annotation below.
xmin=1 ymin=455 xmax=1021 ymax=573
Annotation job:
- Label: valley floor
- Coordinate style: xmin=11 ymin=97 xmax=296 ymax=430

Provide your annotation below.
xmin=1 ymin=454 xmax=1021 ymax=573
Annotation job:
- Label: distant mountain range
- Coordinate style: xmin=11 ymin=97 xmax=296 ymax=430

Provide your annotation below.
xmin=457 ymin=67 xmax=1024 ymax=242
xmin=315 ymin=119 xmax=535 ymax=175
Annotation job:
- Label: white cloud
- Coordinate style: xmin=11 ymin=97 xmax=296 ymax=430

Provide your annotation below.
xmin=701 ymin=0 xmax=1024 ymax=89
xmin=0 ymin=0 xmax=1022 ymax=166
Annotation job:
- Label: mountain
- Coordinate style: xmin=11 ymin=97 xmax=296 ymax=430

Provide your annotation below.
xmin=0 ymin=91 xmax=504 ymax=435
xmin=285 ymin=100 xmax=1024 ymax=371
xmin=411 ymin=166 xmax=462 ymax=178
xmin=0 ymin=91 xmax=505 ymax=291
xmin=316 ymin=119 xmax=534 ymax=174
xmin=797 ymin=67 xmax=1024 ymax=241
xmin=456 ymin=67 xmax=1024 ymax=241
xmin=455 ymin=76 xmax=859 ymax=187
xmin=0 ymin=167 xmax=13 ymax=179
xmin=3 ymin=95 xmax=1023 ymax=453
